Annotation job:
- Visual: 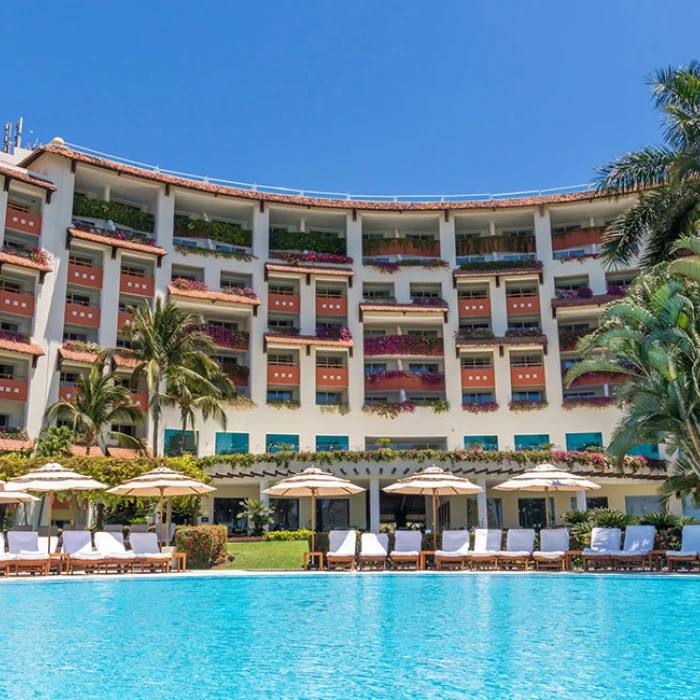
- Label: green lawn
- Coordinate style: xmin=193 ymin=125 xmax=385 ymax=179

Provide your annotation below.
xmin=224 ymin=540 xmax=309 ymax=570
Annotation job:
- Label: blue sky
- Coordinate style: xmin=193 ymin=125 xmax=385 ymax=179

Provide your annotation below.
xmin=5 ymin=2 xmax=700 ymax=197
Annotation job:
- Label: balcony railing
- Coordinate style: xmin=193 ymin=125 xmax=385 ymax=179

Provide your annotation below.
xmin=458 ymin=297 xmax=491 ymax=317
xmin=68 ymin=262 xmax=103 ymax=289
xmin=0 ymin=287 xmax=34 ymax=318
xmin=316 ymin=293 xmax=347 ymax=317
xmin=506 ymin=293 xmax=541 ymax=315
xmin=316 ymin=367 xmax=348 ymax=388
xmin=65 ymin=302 xmax=100 ymax=328
xmin=0 ymin=374 xmax=28 ymax=401
xmin=201 ymin=325 xmax=250 ymax=350
xmin=510 ymin=363 xmax=545 ymax=387
xmin=551 ymin=227 xmax=604 ymax=251
xmin=363 ymin=335 xmax=444 ymax=356
xmin=269 ymin=291 xmax=300 ymax=313
xmin=117 ymin=309 xmax=133 ymax=331
xmin=120 ymin=271 xmax=154 ymax=297
xmin=362 ymin=238 xmax=441 ymax=258
xmin=267 ymin=362 xmax=300 ymax=385
xmin=456 ymin=234 xmax=535 ymax=257
xmin=5 ymin=205 xmax=41 ymax=237
xmin=460 ymin=367 xmax=495 ymax=389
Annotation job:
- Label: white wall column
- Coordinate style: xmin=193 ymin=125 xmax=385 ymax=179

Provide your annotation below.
xmin=299 ymin=346 xmax=316 ymax=409
xmin=576 ymin=490 xmax=587 ymax=511
xmin=99 ymin=249 xmax=120 ymax=348
xmin=477 ymin=479 xmax=488 ymax=527
xmin=439 ymin=211 xmax=456 ymax=263
xmin=260 ymin=479 xmax=271 ymax=532
xmin=369 ymin=478 xmax=380 ymax=532
xmin=299 ymin=276 xmax=316 ymax=335
xmin=346 ymin=214 xmax=364 ymax=414
xmin=0 ymin=186 xmax=8 ymax=247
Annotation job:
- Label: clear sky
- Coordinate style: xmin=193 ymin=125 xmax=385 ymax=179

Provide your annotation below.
xmin=5 ymin=1 xmax=700 ymax=197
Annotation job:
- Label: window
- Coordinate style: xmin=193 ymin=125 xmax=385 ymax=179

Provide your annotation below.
xmin=0 ymin=364 xmax=15 ymax=379
xmin=270 ymin=499 xmax=299 ymax=530
xmin=364 ymin=329 xmax=387 ymax=337
xmin=410 ymin=396 xmax=440 ymax=406
xmin=564 ymin=391 xmax=597 ymax=400
xmin=317 ymin=356 xmax=344 ymax=368
xmin=625 ymin=495 xmax=662 ymax=517
xmin=518 ymin=497 xmax=555 ymax=530
xmin=408 ymin=363 xmax=438 ymax=373
xmin=405 ymin=233 xmax=434 ymax=241
xmin=461 ymin=357 xmax=492 ymax=368
xmin=514 ymin=434 xmax=550 ymax=450
xmin=69 ymin=253 xmax=94 ymax=267
xmin=552 ymin=223 xmax=584 ymax=235
xmin=463 ymin=392 xmax=495 ymax=403
xmin=503 ymin=228 xmax=533 ymax=237
xmin=555 ymin=278 xmax=589 ymax=292
xmin=502 ymin=253 xmax=535 ymax=261
xmin=63 ymin=332 xmax=88 ymax=342
xmin=267 ymin=390 xmax=293 ymax=402
xmin=553 ymin=249 xmax=586 ymax=259
xmin=506 ymin=286 xmax=537 ymax=298
xmin=0 ymin=280 xmax=21 ymax=294
xmin=215 ymin=432 xmax=249 ymax=455
xmin=407 ymin=330 xmax=438 ymax=338
xmin=464 ymin=435 xmax=498 ymax=450
xmin=266 ymin=434 xmax=299 ymax=453
xmin=66 ymin=293 xmax=92 ymax=307
xmin=315 ymin=499 xmax=350 ymax=531
xmin=487 ymin=498 xmax=503 ymax=528
xmin=566 ymin=432 xmax=603 ymax=451
xmin=628 ymin=444 xmax=660 ymax=459
xmin=512 ymin=391 xmax=543 ymax=401
xmin=586 ymin=496 xmax=608 ymax=510
xmin=269 ymin=284 xmax=296 ymax=295
xmin=268 ymin=319 xmax=297 ymax=331
xmin=459 ymin=322 xmax=491 ymax=331
xmin=164 ymin=429 xmax=196 ymax=457
xmin=316 ymin=435 xmax=349 ymax=452
xmin=122 ymin=265 xmax=147 ymax=278
xmin=112 ymin=424 xmax=136 ymax=437
xmin=208 ymin=320 xmax=239 ymax=331
xmin=508 ymin=320 xmax=541 ymax=331
xmin=364 ymin=363 xmax=387 ymax=373
xmin=213 ymin=497 xmax=248 ymax=535
xmin=316 ymin=392 xmax=343 ymax=405
xmin=458 ymin=288 xmax=488 ymax=299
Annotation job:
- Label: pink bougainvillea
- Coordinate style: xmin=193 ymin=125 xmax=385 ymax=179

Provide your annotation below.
xmin=364 ymin=335 xmax=444 ymax=356
xmin=462 ymin=401 xmax=499 ymax=413
xmin=270 ymin=251 xmax=354 ymax=266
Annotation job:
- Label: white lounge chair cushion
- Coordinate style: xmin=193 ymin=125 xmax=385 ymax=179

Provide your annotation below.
xmin=666 ymin=550 xmax=699 ymax=558
xmin=17 ymin=551 xmax=49 ymax=560
xmin=327 ymin=530 xmax=357 ymax=557
xmin=534 ymin=551 xmax=566 ymax=559
xmin=62 ymin=530 xmax=95 ymax=556
xmin=129 ymin=532 xmax=165 ymax=556
xmin=619 ymin=525 xmax=655 ymax=555
xmin=94 ymin=532 xmax=134 ymax=557
xmin=435 ymin=546 xmax=470 ymax=558
xmin=471 ymin=529 xmax=502 ymax=554
xmin=439 ymin=531 xmax=470 ymax=555
xmin=360 ymin=533 xmax=388 ymax=558
xmin=390 ymin=550 xmax=419 ymax=558
xmin=539 ymin=529 xmax=570 ymax=553
xmin=467 ymin=551 xmax=500 ymax=559
xmin=137 ymin=552 xmax=172 ymax=560
xmin=587 ymin=528 xmax=622 ymax=555
xmin=392 ymin=531 xmax=423 ymax=555
xmin=583 ymin=548 xmax=615 ymax=556
xmin=103 ymin=552 xmax=136 ymax=560
xmin=8 ymin=531 xmax=39 ymax=554
xmin=676 ymin=525 xmax=700 ymax=553
xmin=71 ymin=552 xmax=104 ymax=561
xmin=0 ymin=553 xmax=15 ymax=561
xmin=498 ymin=550 xmax=532 ymax=559
xmin=505 ymin=529 xmax=535 ymax=555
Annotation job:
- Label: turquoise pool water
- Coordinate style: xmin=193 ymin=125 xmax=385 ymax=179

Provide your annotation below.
xmin=0 ymin=573 xmax=696 ymax=699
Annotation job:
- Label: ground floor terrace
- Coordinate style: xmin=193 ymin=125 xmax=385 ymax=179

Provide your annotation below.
xmin=204 ymin=458 xmax=672 ymax=534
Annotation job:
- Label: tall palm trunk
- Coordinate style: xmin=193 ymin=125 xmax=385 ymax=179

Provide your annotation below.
xmin=151 ymin=394 xmax=160 ymax=457
xmin=180 ymin=414 xmax=188 ymax=455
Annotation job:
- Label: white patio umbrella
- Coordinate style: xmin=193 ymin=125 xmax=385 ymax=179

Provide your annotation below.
xmin=383 ymin=465 xmax=483 ymax=547
xmin=494 ymin=463 xmax=601 ymax=528
xmin=263 ymin=467 xmax=365 ymax=552
xmin=0 ymin=480 xmax=39 ymax=503
xmin=107 ymin=466 xmax=216 ymax=548
xmin=6 ymin=462 xmax=107 ymax=552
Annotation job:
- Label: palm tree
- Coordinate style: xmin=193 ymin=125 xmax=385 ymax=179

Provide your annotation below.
xmin=597 ymin=62 xmax=700 ymax=270
xmin=237 ymin=498 xmax=274 ymax=536
xmin=46 ymin=364 xmax=145 ymax=454
xmin=162 ymin=357 xmax=234 ymax=455
xmin=109 ymin=297 xmax=222 ymax=456
xmin=566 ymin=238 xmax=700 ymax=479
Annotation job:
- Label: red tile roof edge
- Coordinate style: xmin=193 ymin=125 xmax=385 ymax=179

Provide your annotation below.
xmin=106 ymin=446 xmax=153 ymax=458
xmin=0 ymin=250 xmax=53 ymax=273
xmin=0 ymin=163 xmax=57 ymax=192
xmin=0 ymin=437 xmax=33 ymax=452
xmin=454 ymin=267 xmax=542 ymax=278
xmin=22 ymin=145 xmax=622 ymax=212
xmin=167 ymin=285 xmax=260 ymax=306
xmin=265 ymin=262 xmax=354 ymax=277
xmin=264 ymin=333 xmax=354 ymax=348
xmin=59 ymin=346 xmax=138 ymax=368
xmin=359 ymin=303 xmax=448 ymax=313
xmin=69 ymin=445 xmax=104 ymax=457
xmin=68 ymin=228 xmax=167 ymax=257
xmin=0 ymin=337 xmax=45 ymax=356
xmin=456 ymin=335 xmax=548 ymax=347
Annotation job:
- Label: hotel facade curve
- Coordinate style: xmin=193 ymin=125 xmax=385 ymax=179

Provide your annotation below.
xmin=0 ymin=139 xmax=678 ymax=533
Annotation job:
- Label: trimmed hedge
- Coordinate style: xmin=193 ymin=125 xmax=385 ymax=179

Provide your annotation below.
xmin=175 ymin=525 xmax=228 ymax=569
xmin=263 ymin=529 xmax=313 ymax=542
xmin=73 ymin=195 xmax=155 ymax=233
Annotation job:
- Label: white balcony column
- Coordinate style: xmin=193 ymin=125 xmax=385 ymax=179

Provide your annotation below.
xmin=0 ymin=186 xmax=8 ymax=247
xmin=576 ymin=490 xmax=587 ymax=511
xmin=153 ymin=186 xmax=175 ymax=301
xmin=439 ymin=211 xmax=456 ymax=264
xmin=299 ymin=218 xmax=306 ymax=233
xmin=299 ymin=275 xmax=316 ymax=335
xmin=477 ymin=479 xmax=488 ymax=527
xmin=369 ymin=478 xmax=381 ymax=532
xmin=494 ymin=348 xmax=511 ymax=410
xmin=490 ymin=277 xmax=508 ymax=336
xmin=260 ymin=479 xmax=272 ymax=532
xmin=202 ymin=262 xmax=219 ymax=291
xmin=103 ymin=185 xmax=111 ymax=202
xmin=488 ymin=221 xmax=496 ymax=237
xmin=299 ymin=346 xmax=316 ymax=409
xmin=252 ymin=204 xmax=270 ymax=261
xmin=588 ymin=263 xmax=608 ymax=296
xmin=99 ymin=248 xmax=121 ymax=348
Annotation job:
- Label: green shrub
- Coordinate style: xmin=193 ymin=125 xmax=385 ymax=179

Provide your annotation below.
xmin=269 ymin=230 xmax=346 ymax=256
xmin=73 ymin=195 xmax=155 ymax=233
xmin=175 ymin=525 xmax=228 ymax=569
xmin=561 ymin=509 xmax=591 ymax=526
xmin=263 ymin=529 xmax=313 ymax=542
xmin=173 ymin=219 xmax=252 ymax=247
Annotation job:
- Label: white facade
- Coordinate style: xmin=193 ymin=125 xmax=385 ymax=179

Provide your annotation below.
xmin=0 ymin=140 xmax=672 ymax=532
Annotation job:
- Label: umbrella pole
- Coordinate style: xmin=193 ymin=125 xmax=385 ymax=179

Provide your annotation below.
xmin=432 ymin=491 xmax=438 ymax=550
xmin=159 ymin=489 xmax=164 ymax=551
xmin=311 ymin=490 xmax=316 ymax=554
xmin=47 ymin=495 xmax=53 ymax=554
xmin=545 ymin=486 xmax=550 ymax=529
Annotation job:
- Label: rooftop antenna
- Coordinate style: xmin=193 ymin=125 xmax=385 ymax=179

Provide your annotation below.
xmin=13 ymin=118 xmax=23 ymax=149
xmin=2 ymin=123 xmax=10 ymax=153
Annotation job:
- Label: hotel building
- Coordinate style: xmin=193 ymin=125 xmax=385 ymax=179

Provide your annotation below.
xmin=0 ymin=137 xmax=676 ymax=533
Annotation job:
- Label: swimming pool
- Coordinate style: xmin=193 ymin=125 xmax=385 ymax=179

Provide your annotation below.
xmin=0 ymin=573 xmax=696 ymax=699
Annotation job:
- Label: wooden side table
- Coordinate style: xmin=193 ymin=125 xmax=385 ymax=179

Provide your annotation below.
xmin=419 ymin=550 xmax=435 ymax=570
xmin=172 ymin=552 xmax=187 ymax=572
xmin=50 ymin=552 xmax=69 ymax=575
xmin=649 ymin=550 xmax=665 ymax=571
xmin=304 ymin=551 xmax=324 ymax=570
xmin=566 ymin=550 xmax=582 ymax=571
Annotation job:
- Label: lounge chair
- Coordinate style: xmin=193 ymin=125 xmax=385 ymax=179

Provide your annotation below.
xmin=358 ymin=533 xmax=388 ymax=570
xmin=582 ymin=527 xmax=622 ymax=571
xmin=666 ymin=525 xmax=700 ymax=572
xmin=467 ymin=529 xmax=502 ymax=570
xmin=156 ymin=522 xmax=177 ymax=546
xmin=389 ymin=530 xmax=422 ymax=569
xmin=8 ymin=531 xmax=50 ymax=576
xmin=497 ymin=529 xmax=535 ymax=570
xmin=533 ymin=529 xmax=570 ymax=571
xmin=63 ymin=530 xmax=105 ymax=575
xmin=94 ymin=531 xmax=136 ymax=574
xmin=611 ymin=525 xmax=656 ymax=571
xmin=0 ymin=536 xmax=15 ymax=576
xmin=326 ymin=530 xmax=357 ymax=571
xmin=129 ymin=524 xmax=150 ymax=533
xmin=129 ymin=532 xmax=172 ymax=573
xmin=435 ymin=531 xmax=470 ymax=570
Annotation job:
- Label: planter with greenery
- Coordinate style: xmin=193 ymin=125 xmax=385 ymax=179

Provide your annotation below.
xmin=73 ymin=195 xmax=155 ymax=233
xmin=269 ymin=230 xmax=346 ymax=256
xmin=509 ymin=399 xmax=548 ymax=412
xmin=457 ymin=259 xmax=543 ymax=273
xmin=174 ymin=244 xmax=255 ymax=262
xmin=267 ymin=398 xmax=301 ymax=410
xmin=456 ymin=235 xmax=535 ymax=257
xmin=462 ymin=401 xmax=499 ymax=413
xmin=174 ymin=219 xmax=252 ymax=247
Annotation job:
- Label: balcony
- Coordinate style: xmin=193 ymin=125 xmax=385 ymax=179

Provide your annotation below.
xmin=458 ymin=297 xmax=491 ymax=318
xmin=460 ymin=367 xmax=495 ymax=389
xmin=551 ymin=228 xmax=604 ymax=251
xmin=129 ymin=391 xmax=149 ymax=411
xmin=269 ymin=291 xmax=300 ymax=314
xmin=117 ymin=309 xmax=133 ymax=331
xmin=507 ymin=293 xmax=541 ymax=316
xmin=120 ymin=272 xmax=154 ymax=297
xmin=202 ymin=325 xmax=250 ymax=350
xmin=316 ymin=366 xmax=348 ymax=388
xmin=510 ymin=363 xmax=545 ymax=387
xmin=0 ymin=375 xmax=28 ymax=402
xmin=365 ymin=371 xmax=446 ymax=392
xmin=267 ymin=363 xmax=300 ymax=385
xmin=68 ymin=262 xmax=103 ymax=289
xmin=568 ymin=373 xmax=624 ymax=388
xmin=5 ymin=205 xmax=41 ymax=236
xmin=456 ymin=234 xmax=536 ymax=257
xmin=316 ymin=294 xmax=347 ymax=317
xmin=221 ymin=363 xmax=249 ymax=388
xmin=65 ymin=302 xmax=100 ymax=328
xmin=363 ymin=238 xmax=441 ymax=258
xmin=364 ymin=335 xmax=444 ymax=357
xmin=0 ymin=287 xmax=34 ymax=318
